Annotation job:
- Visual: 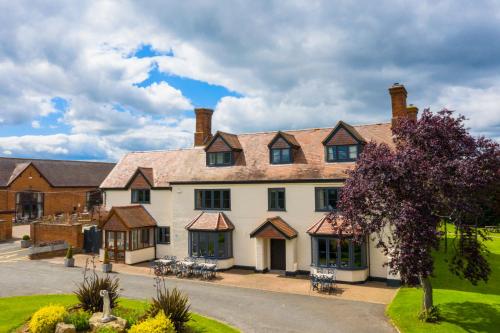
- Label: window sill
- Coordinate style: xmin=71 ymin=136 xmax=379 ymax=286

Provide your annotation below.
xmin=157 ymin=242 xmax=171 ymax=245
xmin=194 ymin=208 xmax=231 ymax=211
xmin=190 ymin=256 xmax=234 ymax=260
xmin=128 ymin=246 xmax=155 ymax=252
xmin=131 ymin=202 xmax=151 ymax=205
xmin=268 ymin=209 xmax=286 ymax=212
xmin=312 ymin=265 xmax=368 ymax=271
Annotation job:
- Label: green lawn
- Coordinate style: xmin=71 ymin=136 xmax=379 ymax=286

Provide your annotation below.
xmin=0 ymin=294 xmax=239 ymax=333
xmin=387 ymin=231 xmax=500 ymax=333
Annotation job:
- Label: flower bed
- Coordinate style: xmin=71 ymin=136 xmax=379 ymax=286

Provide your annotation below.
xmin=0 ymin=295 xmax=239 ymax=333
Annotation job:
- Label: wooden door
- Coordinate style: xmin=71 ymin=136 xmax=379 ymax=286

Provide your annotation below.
xmin=270 ymin=239 xmax=286 ymax=270
xmin=106 ymin=231 xmax=126 ymax=262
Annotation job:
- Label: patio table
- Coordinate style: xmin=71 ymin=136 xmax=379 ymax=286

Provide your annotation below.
xmin=155 ymin=259 xmax=174 ymax=265
xmin=179 ymin=261 xmax=195 ymax=267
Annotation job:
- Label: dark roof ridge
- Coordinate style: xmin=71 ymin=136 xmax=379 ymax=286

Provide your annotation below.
xmin=235 ymin=121 xmax=391 ymax=136
xmin=0 ymin=156 xmax=115 ymax=164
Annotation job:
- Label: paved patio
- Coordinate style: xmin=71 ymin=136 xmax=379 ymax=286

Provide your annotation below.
xmin=43 ymin=253 xmax=397 ymax=305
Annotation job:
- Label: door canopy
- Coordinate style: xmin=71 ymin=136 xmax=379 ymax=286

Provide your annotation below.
xmin=250 ymin=216 xmax=297 ymax=240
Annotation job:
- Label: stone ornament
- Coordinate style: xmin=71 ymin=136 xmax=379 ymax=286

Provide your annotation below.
xmin=99 ymin=289 xmax=116 ymax=323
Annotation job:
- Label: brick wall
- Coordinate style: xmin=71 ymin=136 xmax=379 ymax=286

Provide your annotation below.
xmin=0 ymin=164 xmax=98 ymax=219
xmin=30 ymin=221 xmax=84 ymax=248
xmin=0 ymin=219 xmax=12 ymax=241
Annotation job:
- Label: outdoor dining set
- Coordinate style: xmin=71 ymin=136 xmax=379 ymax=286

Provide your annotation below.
xmin=310 ymin=266 xmax=337 ymax=294
xmin=151 ymin=256 xmax=218 ymax=280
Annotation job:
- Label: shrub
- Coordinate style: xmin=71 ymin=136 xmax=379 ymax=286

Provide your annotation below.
xmin=103 ymin=248 xmax=110 ymax=264
xmin=64 ymin=309 xmax=91 ymax=331
xmin=418 ymin=305 xmax=441 ymax=323
xmin=75 ymin=257 xmax=120 ymax=312
xmin=95 ymin=327 xmax=120 ymax=333
xmin=22 ymin=235 xmax=30 ymax=241
xmin=66 ymin=245 xmax=73 ymax=259
xmin=28 ymin=305 xmax=67 ymax=333
xmin=129 ymin=312 xmax=175 ymax=333
xmin=113 ymin=306 xmax=146 ymax=328
xmin=147 ymin=277 xmax=190 ymax=331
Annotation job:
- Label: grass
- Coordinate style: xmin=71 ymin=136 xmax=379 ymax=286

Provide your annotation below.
xmin=0 ymin=294 xmax=239 ymax=333
xmin=387 ymin=230 xmax=500 ymax=333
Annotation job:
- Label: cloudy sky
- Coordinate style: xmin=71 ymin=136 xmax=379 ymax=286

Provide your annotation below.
xmin=1 ymin=0 xmax=499 ymax=161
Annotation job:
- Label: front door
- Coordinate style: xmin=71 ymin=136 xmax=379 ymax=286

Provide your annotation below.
xmin=105 ymin=231 xmax=126 ymax=262
xmin=16 ymin=191 xmax=44 ymax=221
xmin=270 ymin=239 xmax=286 ymax=270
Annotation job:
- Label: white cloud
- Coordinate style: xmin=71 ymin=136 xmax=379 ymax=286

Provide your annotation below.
xmin=434 ymin=84 xmax=500 ymax=140
xmin=1 ymin=0 xmax=500 ymax=161
xmin=31 ymin=120 xmax=40 ymax=128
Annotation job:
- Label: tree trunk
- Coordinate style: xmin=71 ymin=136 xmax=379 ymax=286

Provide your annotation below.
xmin=420 ymin=275 xmax=433 ymax=311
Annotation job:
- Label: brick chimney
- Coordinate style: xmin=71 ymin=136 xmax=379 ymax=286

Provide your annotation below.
xmin=194 ymin=108 xmax=213 ymax=146
xmin=389 ymin=83 xmax=418 ymax=128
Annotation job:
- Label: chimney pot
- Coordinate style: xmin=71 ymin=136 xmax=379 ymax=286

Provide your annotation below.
xmin=194 ymin=108 xmax=213 ymax=146
xmin=389 ymin=83 xmax=416 ymax=128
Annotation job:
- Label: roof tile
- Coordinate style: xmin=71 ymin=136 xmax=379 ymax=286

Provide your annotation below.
xmin=101 ymin=123 xmax=393 ymax=188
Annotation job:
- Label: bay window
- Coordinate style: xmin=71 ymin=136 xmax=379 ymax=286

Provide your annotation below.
xmin=189 ymin=231 xmax=232 ymax=259
xmin=311 ymin=236 xmax=367 ymax=269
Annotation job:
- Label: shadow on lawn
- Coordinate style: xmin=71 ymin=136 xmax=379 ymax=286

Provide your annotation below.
xmin=440 ymin=301 xmax=500 ymax=332
xmin=432 ymin=251 xmax=500 ymax=296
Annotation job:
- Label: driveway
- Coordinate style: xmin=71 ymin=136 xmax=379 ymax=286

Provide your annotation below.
xmin=0 ymin=253 xmax=396 ymax=333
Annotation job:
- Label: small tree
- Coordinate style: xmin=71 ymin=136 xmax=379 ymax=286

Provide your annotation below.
xmin=66 ymin=245 xmax=73 ymax=259
xmin=339 ymin=109 xmax=500 ymax=318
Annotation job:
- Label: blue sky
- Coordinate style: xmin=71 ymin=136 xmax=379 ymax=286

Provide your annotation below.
xmin=0 ymin=1 xmax=499 ymax=161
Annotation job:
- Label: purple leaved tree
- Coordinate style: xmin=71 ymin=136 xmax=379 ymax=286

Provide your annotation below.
xmin=339 ymin=109 xmax=500 ymax=315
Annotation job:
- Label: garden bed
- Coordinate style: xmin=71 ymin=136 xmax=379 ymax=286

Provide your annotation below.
xmin=0 ymin=294 xmax=239 ymax=333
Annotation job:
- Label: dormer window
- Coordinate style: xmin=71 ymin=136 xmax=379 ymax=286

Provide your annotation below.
xmin=271 ymin=148 xmax=291 ymax=164
xmin=268 ymin=131 xmax=300 ymax=165
xmin=322 ymin=121 xmax=366 ymax=163
xmin=207 ymin=151 xmax=232 ymax=166
xmin=204 ymin=131 xmax=242 ymax=167
xmin=326 ymin=145 xmax=359 ymax=162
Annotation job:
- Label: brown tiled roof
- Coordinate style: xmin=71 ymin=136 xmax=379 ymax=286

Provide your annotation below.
xmin=185 ymin=212 xmax=234 ymax=231
xmin=138 ymin=167 xmax=154 ymax=185
xmin=250 ymin=216 xmax=298 ymax=239
xmin=206 ymin=131 xmax=243 ymax=151
xmin=124 ymin=167 xmax=155 ymax=188
xmin=269 ymin=131 xmax=300 ymax=148
xmin=101 ymin=122 xmax=393 ymax=188
xmin=0 ymin=157 xmax=115 ymax=187
xmin=101 ymin=205 xmax=157 ymax=230
xmin=307 ymin=213 xmax=358 ymax=236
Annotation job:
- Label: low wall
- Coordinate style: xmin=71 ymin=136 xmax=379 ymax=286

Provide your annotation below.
xmin=0 ymin=219 xmax=12 ymax=241
xmin=31 ymin=222 xmax=84 ymax=248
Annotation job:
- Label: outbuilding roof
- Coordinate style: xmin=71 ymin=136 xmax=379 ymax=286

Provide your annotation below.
xmin=0 ymin=157 xmax=115 ymax=188
xmin=101 ymin=122 xmax=393 ymax=188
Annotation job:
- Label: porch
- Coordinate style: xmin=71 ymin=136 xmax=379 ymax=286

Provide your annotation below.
xmin=99 ymin=205 xmax=157 ymax=264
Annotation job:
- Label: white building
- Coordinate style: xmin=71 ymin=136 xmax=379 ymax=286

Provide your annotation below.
xmin=100 ymin=83 xmax=415 ymax=285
